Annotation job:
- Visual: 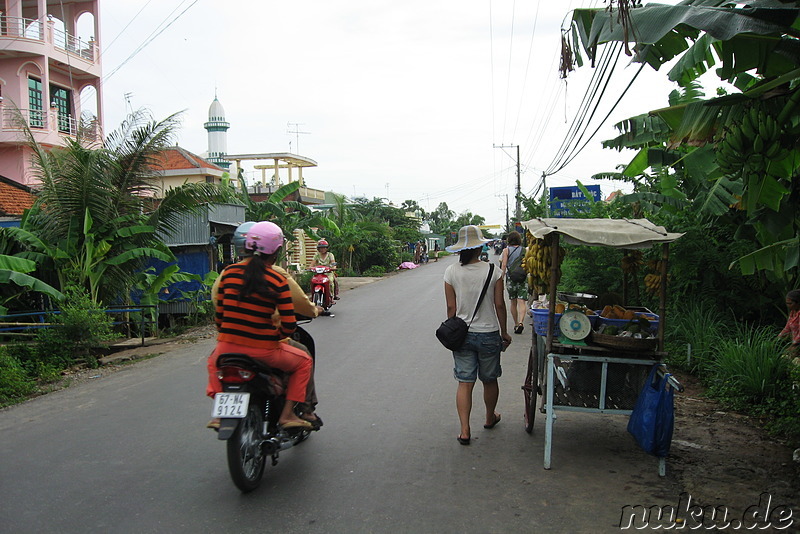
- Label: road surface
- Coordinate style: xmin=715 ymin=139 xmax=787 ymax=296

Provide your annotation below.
xmin=0 ymin=255 xmax=682 ymax=533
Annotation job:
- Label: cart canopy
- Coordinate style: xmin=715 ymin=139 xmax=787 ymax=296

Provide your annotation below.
xmin=521 ymin=218 xmax=683 ymax=249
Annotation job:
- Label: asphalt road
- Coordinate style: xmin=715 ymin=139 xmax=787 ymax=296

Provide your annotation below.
xmin=0 ymin=255 xmax=682 ymax=534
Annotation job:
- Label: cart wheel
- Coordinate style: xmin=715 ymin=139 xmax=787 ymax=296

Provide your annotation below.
xmin=522 ymin=347 xmax=538 ymax=433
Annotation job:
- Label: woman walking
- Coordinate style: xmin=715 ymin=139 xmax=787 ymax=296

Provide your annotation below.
xmin=443 ymin=225 xmax=512 ymax=445
xmin=500 ymin=231 xmax=528 ymax=334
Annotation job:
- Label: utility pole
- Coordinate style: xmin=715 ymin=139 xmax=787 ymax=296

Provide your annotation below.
xmin=494 ymin=144 xmax=521 ymax=223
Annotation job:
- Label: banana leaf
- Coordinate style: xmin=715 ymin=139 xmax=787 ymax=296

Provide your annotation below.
xmin=0 ymin=271 xmax=64 ymax=301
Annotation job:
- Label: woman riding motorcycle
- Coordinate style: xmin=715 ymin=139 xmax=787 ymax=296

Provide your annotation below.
xmin=206 ymin=221 xmax=315 ymax=430
xmin=311 ymin=239 xmax=339 ymax=300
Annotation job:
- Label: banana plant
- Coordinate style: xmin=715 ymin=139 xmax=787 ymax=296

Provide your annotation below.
xmin=0 ymin=254 xmax=64 ymax=315
xmin=563 ymin=0 xmax=800 ymax=283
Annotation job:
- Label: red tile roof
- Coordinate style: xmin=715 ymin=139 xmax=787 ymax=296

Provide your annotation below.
xmin=0 ymin=176 xmax=35 ymax=216
xmin=155 ymin=146 xmax=223 ymax=172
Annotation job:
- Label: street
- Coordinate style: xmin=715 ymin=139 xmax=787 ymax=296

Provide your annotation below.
xmin=0 ymin=254 xmax=682 ymax=534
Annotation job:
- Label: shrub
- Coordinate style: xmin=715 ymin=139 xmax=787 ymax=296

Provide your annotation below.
xmin=0 ymin=346 xmax=35 ymax=405
xmin=664 ymin=301 xmax=729 ymax=375
xmin=708 ymin=325 xmax=788 ymax=402
xmin=363 ymin=266 xmax=386 ymax=277
xmin=34 ymin=286 xmax=115 ymax=368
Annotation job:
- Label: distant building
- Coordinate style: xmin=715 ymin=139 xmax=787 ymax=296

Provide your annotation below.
xmin=0 ymin=174 xmax=35 ymax=227
xmin=150 ymin=146 xmax=225 ymax=198
xmin=0 ymin=1 xmax=103 ymax=186
xmin=203 ymin=96 xmax=230 ymax=170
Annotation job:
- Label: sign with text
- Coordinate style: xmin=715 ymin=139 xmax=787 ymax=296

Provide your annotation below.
xmin=549 ymin=185 xmax=602 ymax=217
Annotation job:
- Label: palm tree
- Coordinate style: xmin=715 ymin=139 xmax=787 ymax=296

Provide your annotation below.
xmin=10 ymin=110 xmax=225 ymax=304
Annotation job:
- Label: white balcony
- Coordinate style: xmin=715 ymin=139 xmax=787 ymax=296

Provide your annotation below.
xmin=0 ymin=16 xmax=98 ymax=64
xmin=0 ymin=106 xmax=101 ymax=146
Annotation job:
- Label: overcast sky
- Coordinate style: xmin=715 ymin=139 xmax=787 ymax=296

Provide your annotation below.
xmin=94 ymin=0 xmax=689 ymax=227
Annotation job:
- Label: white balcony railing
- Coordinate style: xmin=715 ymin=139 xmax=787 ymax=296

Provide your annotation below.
xmin=0 ymin=107 xmax=102 ymax=143
xmin=0 ymin=16 xmax=95 ymax=62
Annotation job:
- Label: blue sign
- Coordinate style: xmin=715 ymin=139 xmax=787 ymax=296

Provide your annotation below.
xmin=549 ymin=185 xmax=602 ymax=217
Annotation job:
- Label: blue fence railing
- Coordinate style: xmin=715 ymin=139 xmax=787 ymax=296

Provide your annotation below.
xmin=0 ymin=305 xmax=159 ymax=345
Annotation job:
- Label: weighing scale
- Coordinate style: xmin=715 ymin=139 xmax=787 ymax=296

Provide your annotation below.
xmin=558 ymin=310 xmax=592 ymax=346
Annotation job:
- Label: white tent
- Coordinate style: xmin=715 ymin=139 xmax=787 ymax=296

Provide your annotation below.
xmin=522 ymin=218 xmax=683 ymax=249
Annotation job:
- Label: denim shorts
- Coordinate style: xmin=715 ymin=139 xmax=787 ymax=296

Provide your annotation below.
xmin=453 ymin=331 xmax=503 ymax=383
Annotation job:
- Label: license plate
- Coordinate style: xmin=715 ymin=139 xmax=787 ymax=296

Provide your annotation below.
xmin=212 ymin=392 xmax=250 ymax=418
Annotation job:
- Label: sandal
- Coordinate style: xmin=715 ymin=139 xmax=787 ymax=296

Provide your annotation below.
xmin=457 ymin=435 xmax=471 ymax=445
xmin=514 ymin=324 xmax=524 ymax=334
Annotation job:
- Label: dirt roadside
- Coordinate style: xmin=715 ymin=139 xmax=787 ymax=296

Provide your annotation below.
xmin=39 ymin=274 xmax=800 ymax=525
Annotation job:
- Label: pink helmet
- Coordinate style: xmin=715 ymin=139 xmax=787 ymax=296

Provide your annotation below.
xmin=317 ymin=239 xmax=329 ymax=249
xmin=245 ymin=221 xmax=284 ymax=255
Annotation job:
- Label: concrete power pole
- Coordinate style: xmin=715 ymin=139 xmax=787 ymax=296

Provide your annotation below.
xmin=494 ymin=144 xmax=521 ymax=223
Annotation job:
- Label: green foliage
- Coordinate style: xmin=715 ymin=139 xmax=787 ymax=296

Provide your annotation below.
xmin=559 ymin=245 xmax=623 ymax=297
xmin=664 ymin=300 xmax=729 ymax=375
xmin=34 ymin=286 xmax=115 ymax=369
xmin=664 ymin=308 xmax=799 ymax=444
xmin=363 ymin=266 xmax=387 ymax=277
xmin=0 ymin=346 xmax=35 ymax=406
xmin=6 ymin=109 xmax=226 ymax=307
xmin=708 ymin=325 xmax=789 ymax=401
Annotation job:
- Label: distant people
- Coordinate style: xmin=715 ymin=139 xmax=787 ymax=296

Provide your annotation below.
xmin=414 ymin=241 xmax=422 ymax=264
xmin=443 ymin=225 xmax=511 ymax=445
xmin=779 ymin=289 xmax=800 ymax=357
xmin=311 ymin=239 xmax=339 ymax=300
xmin=500 ymin=231 xmax=528 ymax=334
xmin=433 ymin=242 xmax=440 ymax=262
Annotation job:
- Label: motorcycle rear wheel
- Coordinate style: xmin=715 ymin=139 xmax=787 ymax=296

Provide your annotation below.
xmin=226 ymin=404 xmax=266 ymax=492
xmin=312 ymin=291 xmax=324 ymax=308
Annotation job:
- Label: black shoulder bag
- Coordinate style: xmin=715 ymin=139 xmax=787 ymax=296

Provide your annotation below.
xmin=436 ymin=264 xmax=495 ymax=351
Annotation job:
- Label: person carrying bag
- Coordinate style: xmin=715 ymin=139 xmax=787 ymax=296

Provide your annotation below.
xmin=441 ymin=225 xmax=512 ymax=446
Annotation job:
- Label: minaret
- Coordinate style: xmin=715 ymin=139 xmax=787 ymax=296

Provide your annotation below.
xmin=204 ymin=95 xmax=231 ymax=169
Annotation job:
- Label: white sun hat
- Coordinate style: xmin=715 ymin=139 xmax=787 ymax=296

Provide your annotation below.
xmin=445 ymin=225 xmax=491 ymax=253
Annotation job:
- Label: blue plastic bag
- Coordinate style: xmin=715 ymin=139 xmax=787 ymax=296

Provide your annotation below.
xmin=627 ymin=364 xmax=674 ymax=457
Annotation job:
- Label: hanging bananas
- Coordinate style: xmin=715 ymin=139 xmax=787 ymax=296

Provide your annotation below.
xmin=715 ymin=103 xmax=788 ymax=177
xmin=521 ymin=232 xmax=565 ymax=294
xmin=621 ymin=250 xmax=643 ymax=274
xmin=644 ymin=260 xmax=665 ymax=295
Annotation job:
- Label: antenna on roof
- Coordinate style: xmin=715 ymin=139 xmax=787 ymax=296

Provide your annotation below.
xmin=286 ymin=122 xmax=310 ymax=154
xmin=124 ymin=92 xmax=133 ymax=114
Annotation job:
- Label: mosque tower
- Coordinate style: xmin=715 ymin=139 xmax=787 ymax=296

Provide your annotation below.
xmin=204 ymin=95 xmax=231 ymax=170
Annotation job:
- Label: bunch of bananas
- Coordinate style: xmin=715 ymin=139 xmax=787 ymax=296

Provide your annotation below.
xmin=621 ymin=250 xmax=643 ymax=274
xmin=522 ymin=233 xmax=565 ymax=293
xmin=716 ymin=105 xmax=787 ymax=176
xmin=644 ymin=259 xmax=664 ymax=294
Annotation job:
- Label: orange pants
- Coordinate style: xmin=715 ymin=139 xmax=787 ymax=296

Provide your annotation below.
xmin=206 ymin=340 xmax=313 ymax=403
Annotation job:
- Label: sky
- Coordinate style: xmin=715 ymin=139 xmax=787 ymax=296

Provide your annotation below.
xmin=92 ymin=0 xmax=690 ymax=228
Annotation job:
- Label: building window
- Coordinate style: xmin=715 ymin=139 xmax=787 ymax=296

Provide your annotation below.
xmin=50 ymin=86 xmax=72 ymax=133
xmin=28 ymin=77 xmax=43 ymax=128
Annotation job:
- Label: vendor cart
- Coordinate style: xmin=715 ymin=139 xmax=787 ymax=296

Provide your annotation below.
xmin=519 ymin=218 xmax=684 ymax=475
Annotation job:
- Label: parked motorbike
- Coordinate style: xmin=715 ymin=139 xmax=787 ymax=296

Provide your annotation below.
xmin=309 ymin=265 xmax=335 ymax=316
xmin=494 ymin=242 xmax=504 ymax=255
xmin=479 ymin=251 xmax=489 ymax=262
xmin=212 ymin=324 xmax=316 ymax=492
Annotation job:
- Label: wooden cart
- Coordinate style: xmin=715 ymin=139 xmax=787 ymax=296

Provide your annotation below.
xmin=518 ymin=218 xmax=684 ymax=474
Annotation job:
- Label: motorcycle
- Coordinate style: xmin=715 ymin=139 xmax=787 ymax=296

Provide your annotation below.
xmin=309 ymin=265 xmax=335 ymax=316
xmin=212 ymin=323 xmax=317 ymax=492
xmin=479 ymin=250 xmax=489 ymax=262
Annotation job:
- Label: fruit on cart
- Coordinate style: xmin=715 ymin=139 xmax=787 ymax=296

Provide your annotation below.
xmin=522 ymin=233 xmax=565 ymax=294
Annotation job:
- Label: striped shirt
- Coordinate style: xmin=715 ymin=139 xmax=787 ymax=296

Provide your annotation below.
xmin=215 ymin=260 xmax=296 ymax=348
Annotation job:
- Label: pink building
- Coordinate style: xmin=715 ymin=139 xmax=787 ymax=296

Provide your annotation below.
xmin=0 ymin=0 xmax=102 ymax=186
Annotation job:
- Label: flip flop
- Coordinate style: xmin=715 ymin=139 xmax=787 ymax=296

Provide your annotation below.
xmin=457 ymin=436 xmax=471 ymax=445
xmin=483 ymin=413 xmax=501 ymax=429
